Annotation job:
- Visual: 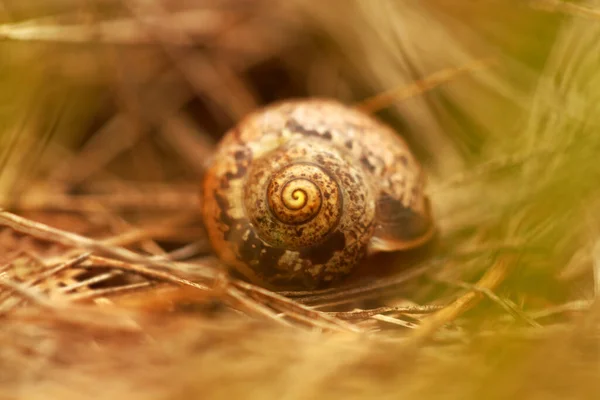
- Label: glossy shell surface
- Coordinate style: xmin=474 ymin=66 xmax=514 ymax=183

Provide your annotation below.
xmin=202 ymin=99 xmax=433 ymax=289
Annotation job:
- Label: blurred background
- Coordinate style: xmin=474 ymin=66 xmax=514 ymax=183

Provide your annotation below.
xmin=2 ymin=0 xmax=600 ymax=399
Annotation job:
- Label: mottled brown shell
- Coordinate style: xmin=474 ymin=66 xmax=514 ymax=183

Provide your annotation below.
xmin=202 ymin=99 xmax=434 ymax=289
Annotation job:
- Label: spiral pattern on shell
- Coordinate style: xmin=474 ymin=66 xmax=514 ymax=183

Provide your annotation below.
xmin=268 ymin=165 xmax=328 ymax=225
xmin=202 ymin=99 xmax=434 ymax=289
xmin=243 ymin=138 xmax=373 ymax=256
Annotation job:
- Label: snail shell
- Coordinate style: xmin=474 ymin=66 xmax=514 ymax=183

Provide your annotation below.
xmin=202 ymin=99 xmax=434 ymax=289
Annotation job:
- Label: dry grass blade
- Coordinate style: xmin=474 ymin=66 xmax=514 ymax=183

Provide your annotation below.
xmin=411 ymin=254 xmax=515 ymax=340
xmin=289 ymin=259 xmax=442 ymax=306
xmin=0 ymin=210 xmax=217 ymax=279
xmin=232 ymin=279 xmax=361 ymax=333
xmin=528 ymin=300 xmax=593 ymax=320
xmin=49 ymin=69 xmax=195 ymax=186
xmin=81 ymin=256 xmax=358 ymax=332
xmin=354 ymin=58 xmax=496 ymax=114
xmin=0 ymin=9 xmax=234 ymax=44
xmin=58 ymin=270 xmax=124 ymax=293
xmin=124 ymin=0 xmax=258 ymax=119
xmin=371 ymin=314 xmax=419 ymax=329
xmin=149 ymin=242 xmax=207 ymax=262
xmin=531 ymin=0 xmax=600 ymax=20
xmin=81 ymin=255 xmax=210 ymax=290
xmin=0 ymin=276 xmax=58 ymax=310
xmin=430 ymin=145 xmax=568 ymax=193
xmin=13 ymin=200 xmax=375 ymax=327
xmin=329 ymin=305 xmax=444 ymax=320
xmin=0 ymin=253 xmax=91 ymax=310
xmin=0 ymin=211 xmax=358 ymax=331
xmin=18 ymin=187 xmax=201 ymax=212
xmin=158 ymin=113 xmax=216 ymax=174
xmin=12 ymin=303 xmax=145 ymax=332
xmin=66 ymin=281 xmax=153 ymax=301
xmin=224 ymin=287 xmax=295 ymax=329
xmin=434 ymin=277 xmax=541 ymax=327
xmin=27 ymin=252 xmax=90 ymax=285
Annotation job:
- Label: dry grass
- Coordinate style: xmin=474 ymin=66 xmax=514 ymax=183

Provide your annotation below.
xmin=1 ymin=0 xmax=600 ymax=399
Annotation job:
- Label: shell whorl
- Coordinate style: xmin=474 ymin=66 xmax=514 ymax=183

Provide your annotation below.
xmin=244 ymin=139 xmax=369 ymax=252
xmin=269 ymin=166 xmax=326 ymax=224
